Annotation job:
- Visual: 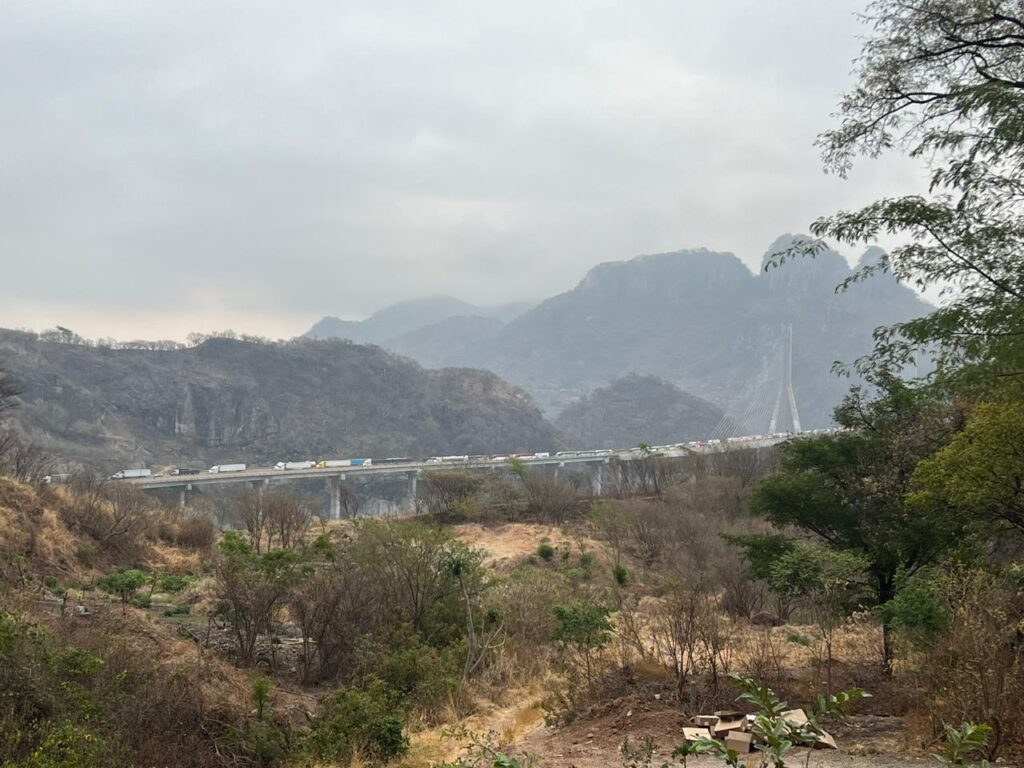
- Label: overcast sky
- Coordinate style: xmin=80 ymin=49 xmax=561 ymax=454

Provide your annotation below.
xmin=0 ymin=1 xmax=925 ymax=341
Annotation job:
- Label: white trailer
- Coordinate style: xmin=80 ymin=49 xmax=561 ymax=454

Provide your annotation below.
xmin=274 ymin=461 xmax=315 ymax=470
xmin=317 ymin=459 xmax=352 ymax=468
xmin=111 ymin=468 xmax=152 ymax=479
xmin=209 ymin=464 xmax=246 ymax=473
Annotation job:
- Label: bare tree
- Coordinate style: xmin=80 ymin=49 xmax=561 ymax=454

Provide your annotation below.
xmin=232 ymin=486 xmax=269 ymax=553
xmin=418 ymin=469 xmax=484 ymax=519
xmin=264 ymin=489 xmax=314 ymax=550
xmin=0 ymin=368 xmax=20 ymax=417
xmin=100 ymin=483 xmax=154 ymax=542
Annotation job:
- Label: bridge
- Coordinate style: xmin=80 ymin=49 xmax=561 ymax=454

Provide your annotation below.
xmin=125 ymin=434 xmax=792 ymax=517
xmin=709 ymin=324 xmax=804 ymax=440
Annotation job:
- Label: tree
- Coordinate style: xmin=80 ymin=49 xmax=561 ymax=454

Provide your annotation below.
xmin=746 ymin=379 xmax=968 ymax=670
xmin=96 ymin=568 xmax=148 ymax=613
xmin=215 ymin=532 xmax=304 ymax=666
xmin=100 ymin=483 xmax=153 ymax=543
xmin=0 ymin=366 xmax=20 ymax=417
xmin=550 ymin=600 xmax=612 ymax=689
xmin=781 ymin=2 xmax=1024 ymax=391
xmin=767 ymin=543 xmax=870 ymax=696
xmin=911 ymin=401 xmax=1024 ymax=533
xmin=419 ymin=470 xmax=484 ymax=519
xmin=263 ymin=489 xmax=314 ymax=550
xmin=348 ymin=519 xmax=484 ymax=646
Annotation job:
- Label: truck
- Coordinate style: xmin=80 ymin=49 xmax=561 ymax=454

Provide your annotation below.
xmin=209 ymin=464 xmax=246 ymax=473
xmin=111 ymin=468 xmax=152 ymax=480
xmin=316 ymin=459 xmax=352 ymax=469
xmin=274 ymin=461 xmax=315 ymax=470
xmin=349 ymin=458 xmax=372 ymax=467
xmin=170 ymin=467 xmax=201 ymax=476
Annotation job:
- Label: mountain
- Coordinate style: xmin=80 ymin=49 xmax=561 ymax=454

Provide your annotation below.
xmin=304 ymin=296 xmax=532 ymax=345
xmin=462 ymin=236 xmax=930 ymax=427
xmin=0 ymin=331 xmax=560 ymax=469
xmin=300 ymin=236 xmax=929 ymax=431
xmin=555 ymin=374 xmax=723 ymax=449
xmin=384 ymin=316 xmax=506 ymax=369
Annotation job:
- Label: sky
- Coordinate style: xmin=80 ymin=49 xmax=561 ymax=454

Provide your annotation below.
xmin=0 ymin=0 xmax=927 ymax=341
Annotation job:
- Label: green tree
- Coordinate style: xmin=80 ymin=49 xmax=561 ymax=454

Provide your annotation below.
xmin=746 ymin=380 xmax=967 ymax=670
xmin=214 ymin=532 xmax=305 ymax=665
xmin=911 ymin=401 xmax=1024 ymax=533
xmin=781 ymin=1 xmax=1024 ymax=392
xmin=300 ymin=681 xmax=409 ymax=766
xmin=767 ymin=543 xmax=870 ymax=696
xmin=550 ymin=600 xmax=612 ymax=688
xmin=95 ymin=569 xmax=148 ymax=614
xmin=348 ymin=519 xmax=484 ymax=646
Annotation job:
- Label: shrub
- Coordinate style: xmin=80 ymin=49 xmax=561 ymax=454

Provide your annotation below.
xmin=162 ymin=604 xmax=191 ymax=617
xmin=157 ymin=574 xmax=192 ymax=594
xmin=96 ymin=569 xmax=148 ymax=613
xmin=355 ymin=636 xmax=461 ymax=718
xmin=613 ymin=564 xmax=629 ymax=586
xmin=131 ymin=594 xmax=152 ymax=609
xmin=8 ymin=723 xmax=127 ymax=768
xmin=75 ymin=543 xmax=97 ymax=567
xmin=537 ymin=542 xmax=555 ymax=561
xmin=173 ymin=515 xmax=216 ymax=550
xmin=301 ymin=682 xmax=409 ymax=765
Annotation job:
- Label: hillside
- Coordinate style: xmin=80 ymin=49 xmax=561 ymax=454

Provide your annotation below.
xmin=555 ymin=374 xmax=723 ymax=448
xmin=0 ymin=331 xmax=560 ymax=469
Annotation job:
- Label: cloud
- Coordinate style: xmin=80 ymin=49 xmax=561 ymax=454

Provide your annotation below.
xmin=0 ymin=0 xmax=924 ymax=340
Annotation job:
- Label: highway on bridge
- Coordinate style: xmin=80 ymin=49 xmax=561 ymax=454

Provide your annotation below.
xmin=124 ymin=434 xmax=794 ymax=492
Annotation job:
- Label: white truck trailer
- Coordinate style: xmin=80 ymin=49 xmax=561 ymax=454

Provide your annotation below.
xmin=209 ymin=464 xmax=246 ymax=473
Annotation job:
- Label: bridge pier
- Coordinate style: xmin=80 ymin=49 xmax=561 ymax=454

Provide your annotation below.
xmin=590 ymin=463 xmax=603 ymax=496
xmin=406 ymin=470 xmax=418 ymax=511
xmin=326 ymin=477 xmax=341 ymax=520
xmin=178 ymin=485 xmax=188 ymax=510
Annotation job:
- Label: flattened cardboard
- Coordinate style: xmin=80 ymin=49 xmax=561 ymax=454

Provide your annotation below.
xmin=682 ymin=727 xmax=710 ymax=742
xmin=813 ymin=729 xmax=837 ymax=750
xmin=724 ymin=731 xmax=753 ymax=754
xmin=714 ymin=710 xmax=745 ymax=719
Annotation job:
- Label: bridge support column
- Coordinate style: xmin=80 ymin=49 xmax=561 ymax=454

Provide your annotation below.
xmin=405 ymin=471 xmax=419 ymax=513
xmin=554 ymin=462 xmax=564 ymax=480
xmin=590 ymin=463 xmax=603 ymax=497
xmin=327 ymin=477 xmax=342 ymax=520
xmin=175 ymin=487 xmax=191 ymax=512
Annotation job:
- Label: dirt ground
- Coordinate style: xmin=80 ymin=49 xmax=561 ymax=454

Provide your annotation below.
xmin=512 ymin=703 xmax=935 ymax=768
xmin=451 ymin=522 xmax=590 ymax=566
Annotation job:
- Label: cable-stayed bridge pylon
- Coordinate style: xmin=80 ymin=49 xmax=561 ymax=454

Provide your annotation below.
xmin=709 ymin=324 xmax=801 ymax=440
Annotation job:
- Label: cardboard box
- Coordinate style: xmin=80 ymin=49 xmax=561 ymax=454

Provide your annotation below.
xmin=682 ymin=727 xmax=710 ymax=743
xmin=781 ymin=709 xmax=809 ymax=726
xmin=713 ymin=717 xmax=747 ymax=736
xmin=714 ymin=710 xmax=745 ymax=719
xmin=690 ymin=714 xmax=718 ymax=728
xmin=724 ymin=731 xmax=754 ymax=754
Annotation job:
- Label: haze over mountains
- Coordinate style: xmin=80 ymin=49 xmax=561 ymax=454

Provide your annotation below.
xmin=0 ymin=235 xmax=930 ymax=468
xmin=305 ymin=235 xmax=930 ymax=429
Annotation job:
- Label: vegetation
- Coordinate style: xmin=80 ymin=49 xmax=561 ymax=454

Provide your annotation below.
xmin=6 ymin=4 xmax=1024 ymax=768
